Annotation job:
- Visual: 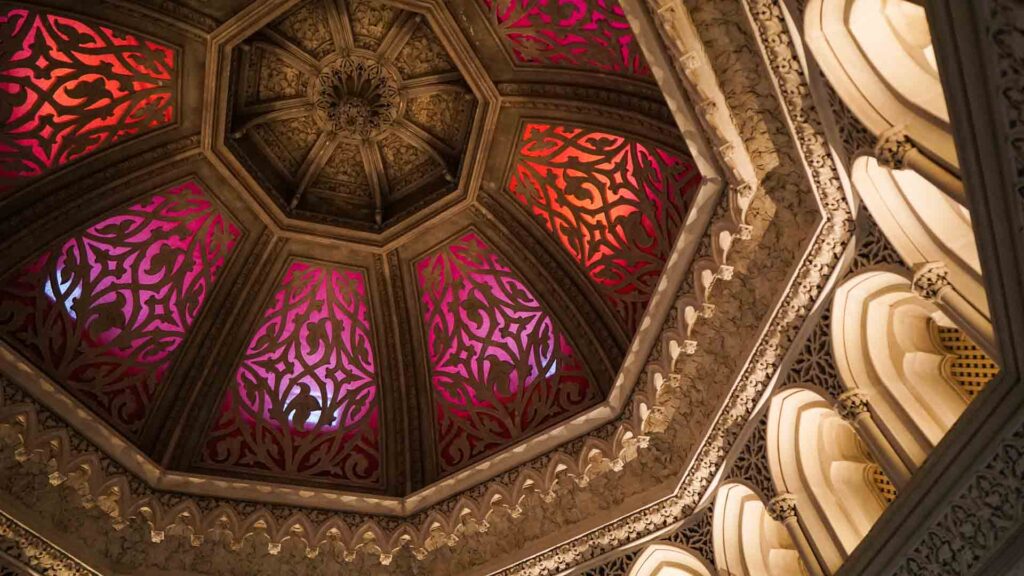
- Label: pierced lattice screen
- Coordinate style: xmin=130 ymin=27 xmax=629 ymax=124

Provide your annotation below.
xmin=935 ymin=326 xmax=998 ymax=401
xmin=866 ymin=463 xmax=898 ymax=505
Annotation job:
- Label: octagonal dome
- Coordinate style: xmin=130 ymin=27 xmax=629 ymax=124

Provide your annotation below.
xmin=226 ymin=0 xmax=483 ymax=232
xmin=0 ymin=0 xmax=711 ymax=504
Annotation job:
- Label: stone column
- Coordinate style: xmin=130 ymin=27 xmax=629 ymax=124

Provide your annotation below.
xmin=912 ymin=261 xmax=999 ymax=362
xmin=875 ymin=127 xmax=967 ymax=207
xmin=835 ymin=390 xmax=913 ymax=488
xmin=767 ymin=494 xmax=827 ymax=576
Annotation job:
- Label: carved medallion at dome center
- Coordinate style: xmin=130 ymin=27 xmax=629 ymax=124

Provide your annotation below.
xmin=311 ymin=55 xmax=403 ymax=139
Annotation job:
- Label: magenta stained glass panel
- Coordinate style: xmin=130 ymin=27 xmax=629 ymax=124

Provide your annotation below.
xmin=0 ymin=7 xmax=176 ymax=191
xmin=417 ymin=232 xmax=597 ymax=472
xmin=202 ymin=262 xmax=381 ymax=485
xmin=0 ymin=182 xmax=240 ymax=435
xmin=481 ymin=0 xmax=649 ymax=76
xmin=508 ymin=122 xmax=702 ymax=331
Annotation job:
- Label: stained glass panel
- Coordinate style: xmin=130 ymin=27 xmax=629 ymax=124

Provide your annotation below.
xmin=0 ymin=7 xmax=176 ymax=190
xmin=417 ymin=232 xmax=597 ymax=472
xmin=0 ymin=181 xmax=240 ymax=434
xmin=481 ymin=0 xmax=648 ymax=77
xmin=202 ymin=262 xmax=381 ymax=485
xmin=508 ymin=122 xmax=701 ymax=330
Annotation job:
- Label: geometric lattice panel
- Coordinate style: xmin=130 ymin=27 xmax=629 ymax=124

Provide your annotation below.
xmin=416 ymin=231 xmax=598 ymax=472
xmin=0 ymin=181 xmax=239 ymax=436
xmin=507 ymin=122 xmax=701 ymax=331
xmin=480 ymin=0 xmax=650 ymax=77
xmin=0 ymin=7 xmax=177 ymax=191
xmin=201 ymin=261 xmax=382 ymax=486
xmin=936 ymin=325 xmax=999 ymax=401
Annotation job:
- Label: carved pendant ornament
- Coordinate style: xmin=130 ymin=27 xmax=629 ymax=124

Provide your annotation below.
xmin=202 ymin=262 xmax=381 ymax=485
xmin=0 ymin=6 xmax=177 ymax=191
xmin=481 ymin=0 xmax=650 ymax=76
xmin=416 ymin=232 xmax=598 ymax=471
xmin=508 ymin=122 xmax=701 ymax=330
xmin=0 ymin=182 xmax=239 ymax=436
xmin=311 ymin=55 xmax=402 ymax=140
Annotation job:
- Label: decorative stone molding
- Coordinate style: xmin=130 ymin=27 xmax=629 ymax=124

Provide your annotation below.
xmin=767 ymin=494 xmax=800 ymax=522
xmin=836 ymin=390 xmax=872 ymax=421
xmin=874 ymin=127 xmax=915 ymax=170
xmin=911 ymin=261 xmax=952 ymax=301
xmin=0 ymin=513 xmax=94 ymax=576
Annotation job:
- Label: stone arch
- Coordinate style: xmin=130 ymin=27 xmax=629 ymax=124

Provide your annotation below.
xmin=627 ymin=542 xmax=716 ymax=576
xmin=804 ymin=0 xmax=956 ymax=167
xmin=765 ymin=387 xmax=887 ymax=572
xmin=851 ymin=156 xmax=986 ymax=318
xmin=712 ymin=482 xmax=805 ymax=575
xmin=831 ymin=269 xmax=976 ymax=468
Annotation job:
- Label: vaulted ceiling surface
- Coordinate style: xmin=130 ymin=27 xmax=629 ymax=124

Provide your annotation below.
xmin=0 ymin=0 xmax=707 ymax=501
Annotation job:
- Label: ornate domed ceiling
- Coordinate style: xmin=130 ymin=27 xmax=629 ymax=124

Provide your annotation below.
xmin=0 ymin=0 xmax=705 ymax=501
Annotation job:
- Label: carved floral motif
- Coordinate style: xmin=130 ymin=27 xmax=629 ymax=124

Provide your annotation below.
xmin=202 ymin=261 xmax=381 ymax=485
xmin=0 ymin=7 xmax=176 ymax=190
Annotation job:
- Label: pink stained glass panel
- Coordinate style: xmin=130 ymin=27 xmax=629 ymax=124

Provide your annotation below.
xmin=508 ymin=122 xmax=702 ymax=331
xmin=417 ymin=232 xmax=598 ymax=472
xmin=0 ymin=181 xmax=240 ymax=435
xmin=0 ymin=7 xmax=176 ymax=191
xmin=202 ymin=262 xmax=381 ymax=485
xmin=481 ymin=0 xmax=649 ymax=76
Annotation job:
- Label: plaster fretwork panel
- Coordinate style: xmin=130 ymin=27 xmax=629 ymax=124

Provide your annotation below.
xmin=0 ymin=6 xmax=178 ymax=192
xmin=506 ymin=121 xmax=701 ymax=331
xmin=201 ymin=261 xmax=382 ymax=487
xmin=415 ymin=231 xmax=599 ymax=472
xmin=0 ymin=182 xmax=240 ymax=438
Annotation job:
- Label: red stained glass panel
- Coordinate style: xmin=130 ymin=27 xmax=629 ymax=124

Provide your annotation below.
xmin=202 ymin=262 xmax=381 ymax=485
xmin=0 ymin=7 xmax=176 ymax=190
xmin=481 ymin=0 xmax=648 ymax=76
xmin=417 ymin=232 xmax=597 ymax=472
xmin=0 ymin=182 xmax=240 ymax=435
xmin=508 ymin=122 xmax=702 ymax=331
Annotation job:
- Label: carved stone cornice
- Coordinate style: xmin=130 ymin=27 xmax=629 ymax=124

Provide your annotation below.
xmin=912 ymin=261 xmax=952 ymax=301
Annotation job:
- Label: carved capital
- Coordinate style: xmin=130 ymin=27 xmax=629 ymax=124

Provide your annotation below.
xmin=767 ymin=493 xmax=799 ymax=522
xmin=912 ymin=261 xmax=951 ymax=301
xmin=835 ymin=389 xmax=871 ymax=421
xmin=874 ymin=127 xmax=915 ymax=170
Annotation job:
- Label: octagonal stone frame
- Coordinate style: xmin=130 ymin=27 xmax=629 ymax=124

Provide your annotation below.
xmin=205 ymin=0 xmax=501 ymax=248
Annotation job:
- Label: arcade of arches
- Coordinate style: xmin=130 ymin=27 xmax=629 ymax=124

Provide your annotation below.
xmin=0 ymin=0 xmax=1022 ymax=575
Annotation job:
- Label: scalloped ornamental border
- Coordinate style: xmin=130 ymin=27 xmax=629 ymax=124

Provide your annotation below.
xmin=498 ymin=0 xmax=855 ymax=572
xmin=0 ymin=0 xmax=828 ymax=568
